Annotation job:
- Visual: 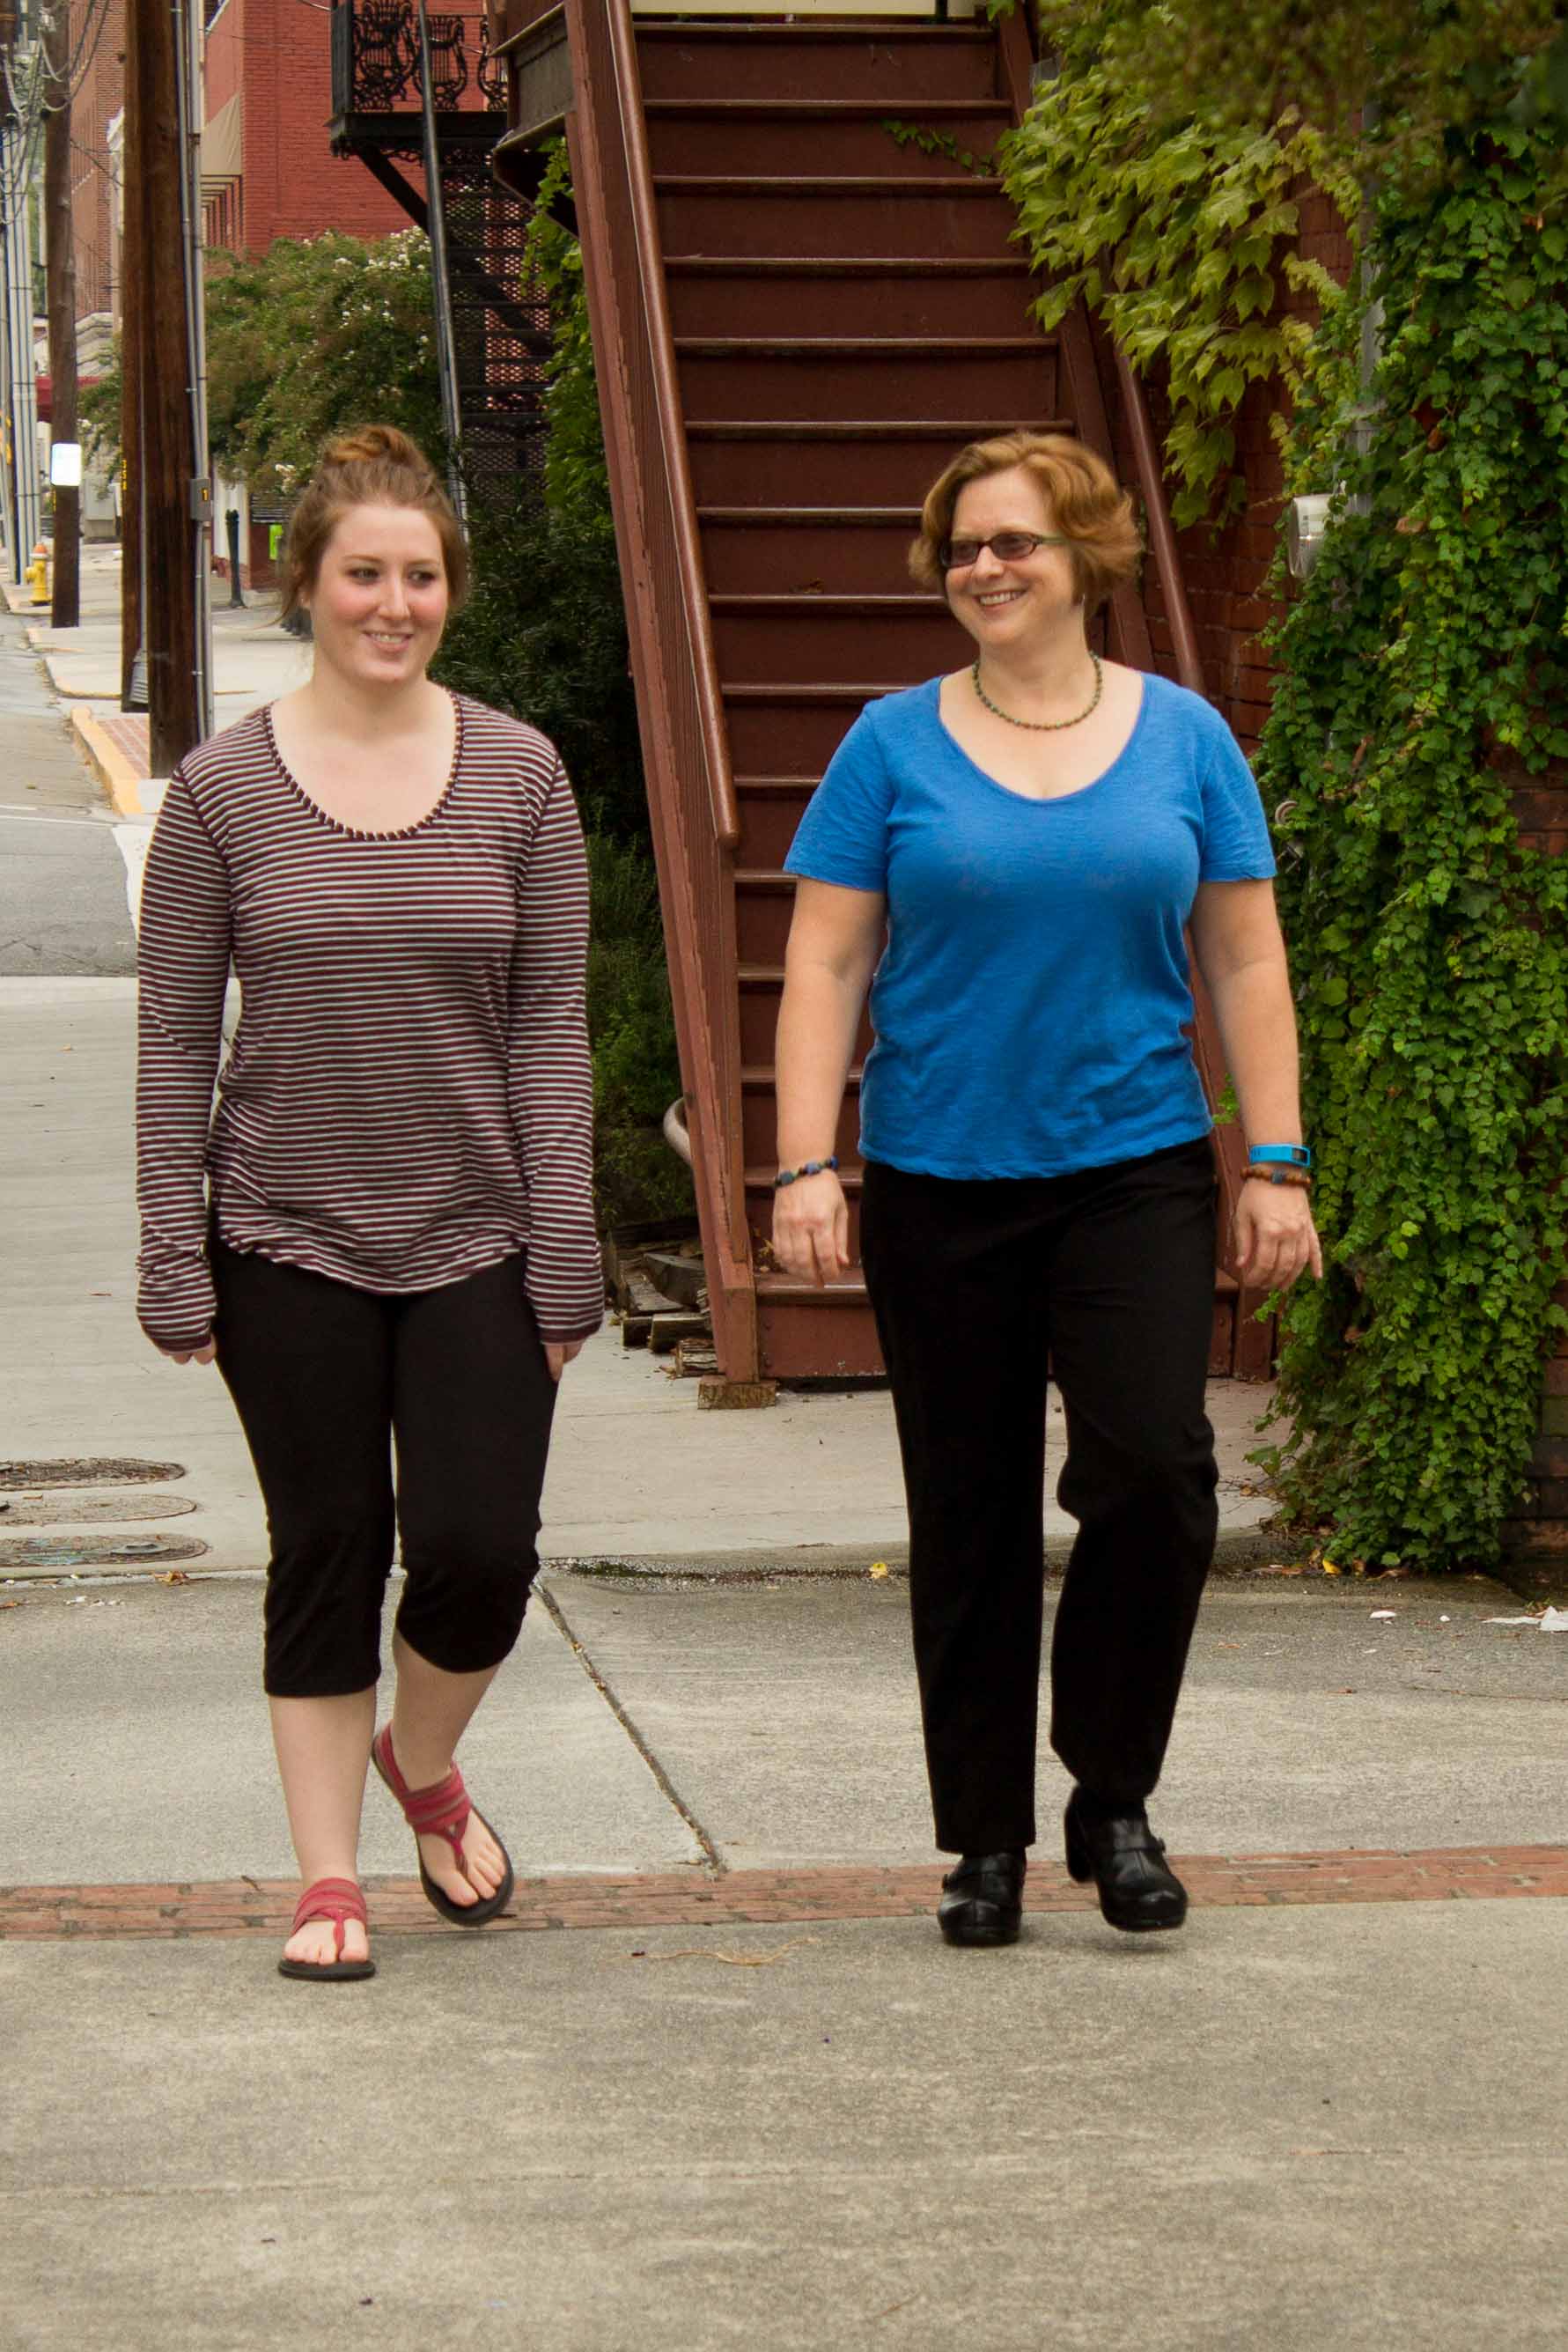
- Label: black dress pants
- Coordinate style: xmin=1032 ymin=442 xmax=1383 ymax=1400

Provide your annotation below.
xmin=859 ymin=1139 xmax=1220 ymax=1853
xmin=213 ymin=1244 xmax=558 ymax=1699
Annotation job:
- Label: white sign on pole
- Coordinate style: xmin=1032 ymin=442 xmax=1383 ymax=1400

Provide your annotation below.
xmin=49 ymin=440 xmax=83 ymax=488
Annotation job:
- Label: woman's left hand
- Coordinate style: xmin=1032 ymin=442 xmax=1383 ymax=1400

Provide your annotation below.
xmin=545 ymin=1339 xmax=586 ymax=1383
xmin=1233 ymin=1178 xmax=1323 ymax=1293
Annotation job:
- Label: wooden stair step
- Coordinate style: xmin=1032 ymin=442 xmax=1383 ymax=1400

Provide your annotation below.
xmin=654 ymin=174 xmax=1005 ymax=195
xmin=637 ymin=22 xmax=998 ymax=109
xmin=679 ymin=337 xmax=1055 ymax=422
xmin=655 ymin=178 xmax=1020 ymax=262
xmin=712 ymin=593 xmax=943 ymax=613
xmin=667 ymin=259 xmax=1030 ymax=278
xmin=687 ymin=420 xmax=1071 ymax=440
xmin=700 ymin=507 xmax=921 ymax=525
xmin=755 ymin=1272 xmax=869 ymax=1301
xmin=677 ymin=337 xmax=1043 ymax=358
xmin=666 ymin=260 xmax=1038 ymax=339
xmin=725 ymin=682 xmax=917 ymax=703
xmin=644 ymin=100 xmax=1010 ymax=121
xmin=646 ymin=103 xmax=1012 ymax=181
xmin=714 ymin=599 xmax=964 ymax=687
xmin=677 ymin=338 xmax=1043 ymax=355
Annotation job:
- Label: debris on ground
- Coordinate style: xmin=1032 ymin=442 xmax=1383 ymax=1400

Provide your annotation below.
xmin=618 ymin=1935 xmax=821 ymax=1969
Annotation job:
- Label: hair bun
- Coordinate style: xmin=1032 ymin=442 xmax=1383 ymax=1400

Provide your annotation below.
xmin=320 ymin=423 xmax=434 ymax=483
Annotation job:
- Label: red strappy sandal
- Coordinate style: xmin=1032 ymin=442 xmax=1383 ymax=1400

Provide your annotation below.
xmin=371 ymin=1724 xmax=515 ymax=1927
xmin=277 ymin=1876 xmax=376 ymax=1982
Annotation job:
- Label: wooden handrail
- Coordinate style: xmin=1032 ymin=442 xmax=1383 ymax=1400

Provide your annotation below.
xmin=563 ymin=0 xmax=754 ymax=1371
xmin=1110 ymin=348 xmax=1206 ymax=697
xmin=600 ymin=3 xmax=740 ymax=850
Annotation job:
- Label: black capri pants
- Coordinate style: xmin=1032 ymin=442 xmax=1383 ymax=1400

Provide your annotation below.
xmin=860 ymin=1138 xmax=1220 ymax=1854
xmin=213 ymin=1243 xmax=558 ymax=1699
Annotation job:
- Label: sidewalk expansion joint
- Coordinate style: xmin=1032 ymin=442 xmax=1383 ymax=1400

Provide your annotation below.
xmin=3 ymin=1848 xmax=1565 ymax=1941
xmin=537 ymin=1581 xmax=724 ymax=1873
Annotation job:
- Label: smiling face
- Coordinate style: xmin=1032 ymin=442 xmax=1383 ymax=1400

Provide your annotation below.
xmin=304 ymin=501 xmax=450 ymax=690
xmin=943 ymin=464 xmax=1081 ymax=656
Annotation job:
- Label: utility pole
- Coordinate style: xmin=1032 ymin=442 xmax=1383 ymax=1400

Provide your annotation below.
xmin=0 ymin=0 xmax=12 ymax=579
xmin=0 ymin=1 xmax=42 ymax=585
xmin=123 ymin=0 xmax=207 ymax=768
xmin=119 ymin=0 xmax=143 ymax=707
xmin=42 ymin=0 xmax=77 ymax=625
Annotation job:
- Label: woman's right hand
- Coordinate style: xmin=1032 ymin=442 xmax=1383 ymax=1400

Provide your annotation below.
xmin=161 ymin=1338 xmax=217 ymax=1366
xmin=772 ymin=1168 xmax=851 ymax=1288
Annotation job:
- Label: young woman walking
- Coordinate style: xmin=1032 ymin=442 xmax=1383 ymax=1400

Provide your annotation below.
xmin=773 ymin=431 xmax=1319 ymax=1948
xmin=136 ymin=425 xmax=601 ymax=1980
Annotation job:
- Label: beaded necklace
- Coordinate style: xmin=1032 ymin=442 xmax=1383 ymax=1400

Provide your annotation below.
xmin=971 ymin=652 xmax=1103 ymax=732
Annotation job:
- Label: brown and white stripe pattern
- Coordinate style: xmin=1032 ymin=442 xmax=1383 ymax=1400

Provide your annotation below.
xmin=136 ymin=693 xmax=602 ymax=1354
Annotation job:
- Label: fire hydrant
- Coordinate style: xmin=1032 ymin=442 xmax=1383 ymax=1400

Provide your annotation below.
xmin=25 ymin=542 xmax=49 ymax=606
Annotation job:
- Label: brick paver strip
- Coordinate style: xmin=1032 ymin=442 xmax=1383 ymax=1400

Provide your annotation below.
xmin=2 ymin=1847 xmax=1566 ymax=1941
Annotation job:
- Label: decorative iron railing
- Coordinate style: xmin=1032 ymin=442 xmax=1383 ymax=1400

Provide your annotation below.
xmin=331 ymin=0 xmax=500 ymax=120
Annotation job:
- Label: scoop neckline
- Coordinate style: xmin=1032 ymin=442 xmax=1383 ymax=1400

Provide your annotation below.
xmin=262 ymin=689 xmax=464 ymax=841
xmin=929 ymin=668 xmax=1149 ymax=807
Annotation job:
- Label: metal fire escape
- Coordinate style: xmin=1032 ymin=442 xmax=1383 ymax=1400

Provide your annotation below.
xmin=328 ymin=0 xmax=552 ymax=498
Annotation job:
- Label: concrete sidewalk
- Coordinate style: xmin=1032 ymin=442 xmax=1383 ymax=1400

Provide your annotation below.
xmin=4 ymin=1561 xmax=1565 ymax=2351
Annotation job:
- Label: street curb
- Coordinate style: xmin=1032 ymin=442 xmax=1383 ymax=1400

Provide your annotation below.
xmin=0 ymin=578 xmax=49 ymax=619
xmin=70 ymin=704 xmax=145 ymax=816
xmin=542 ymin=1521 xmax=1298 ymax=1582
xmin=0 ymin=1524 xmax=1285 ymax=1589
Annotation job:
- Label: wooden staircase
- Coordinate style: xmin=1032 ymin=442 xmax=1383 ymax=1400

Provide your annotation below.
xmin=489 ymin=2 xmax=1275 ymax=1384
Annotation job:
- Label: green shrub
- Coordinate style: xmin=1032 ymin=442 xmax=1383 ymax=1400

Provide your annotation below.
xmin=585 ymin=835 xmax=693 ymax=1231
xmin=1255 ymin=114 xmax=1568 ymax=1568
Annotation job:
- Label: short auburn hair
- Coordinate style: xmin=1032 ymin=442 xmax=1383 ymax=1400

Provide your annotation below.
xmin=909 ymin=431 xmax=1142 ymax=610
xmin=280 ymin=424 xmax=470 ymax=622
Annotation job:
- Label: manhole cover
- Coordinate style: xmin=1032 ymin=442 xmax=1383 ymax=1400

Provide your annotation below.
xmin=0 ymin=1535 xmax=209 ymax=1570
xmin=0 ymin=1458 xmax=186 ymax=1490
xmin=0 ymin=1491 xmax=200 ymax=1526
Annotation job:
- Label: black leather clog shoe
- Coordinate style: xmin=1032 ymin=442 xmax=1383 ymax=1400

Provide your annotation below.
xmin=937 ymin=1849 xmax=1026 ymax=1947
xmin=1064 ymin=1795 xmax=1188 ymax=1933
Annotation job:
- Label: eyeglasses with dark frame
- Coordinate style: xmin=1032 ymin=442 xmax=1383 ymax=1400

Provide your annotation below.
xmin=939 ymin=529 xmax=1067 ymax=571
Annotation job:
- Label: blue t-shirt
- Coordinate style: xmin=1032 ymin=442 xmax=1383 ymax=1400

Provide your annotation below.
xmin=783 ymin=671 xmax=1276 ymax=1180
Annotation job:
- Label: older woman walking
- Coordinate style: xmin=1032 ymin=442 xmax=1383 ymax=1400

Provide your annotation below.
xmin=773 ymin=431 xmax=1319 ymax=1947
xmin=136 ymin=424 xmax=601 ymax=1979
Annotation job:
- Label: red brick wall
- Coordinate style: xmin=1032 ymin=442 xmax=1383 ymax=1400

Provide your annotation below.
xmin=64 ymin=0 xmax=480 ymax=317
xmin=70 ymin=0 xmax=125 ymax=320
xmin=218 ymin=0 xmax=412 ymax=254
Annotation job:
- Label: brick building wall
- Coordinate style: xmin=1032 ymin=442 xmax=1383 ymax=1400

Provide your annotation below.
xmin=203 ymin=0 xmax=411 ymax=256
xmin=69 ymin=0 xmax=124 ymax=321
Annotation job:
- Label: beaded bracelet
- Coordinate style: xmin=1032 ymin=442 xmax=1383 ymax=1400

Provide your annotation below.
xmin=773 ymin=1156 xmax=839 ymax=1189
xmin=1242 ymin=1166 xmax=1314 ymax=1189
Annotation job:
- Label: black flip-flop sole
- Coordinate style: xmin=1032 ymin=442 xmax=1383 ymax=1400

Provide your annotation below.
xmin=277 ymin=1955 xmax=377 ymax=1981
xmin=417 ymin=1809 xmax=515 ymax=1927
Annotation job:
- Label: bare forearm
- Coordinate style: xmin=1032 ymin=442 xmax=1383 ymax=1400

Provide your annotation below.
xmin=775 ymin=961 xmax=865 ymax=1166
xmin=1205 ymin=954 xmax=1304 ymax=1148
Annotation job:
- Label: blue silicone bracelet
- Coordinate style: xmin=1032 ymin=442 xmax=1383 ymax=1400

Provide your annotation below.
xmin=1247 ymin=1144 xmax=1312 ymax=1170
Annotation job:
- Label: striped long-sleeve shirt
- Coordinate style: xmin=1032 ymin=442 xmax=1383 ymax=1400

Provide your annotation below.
xmin=136 ymin=692 xmax=603 ymax=1354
